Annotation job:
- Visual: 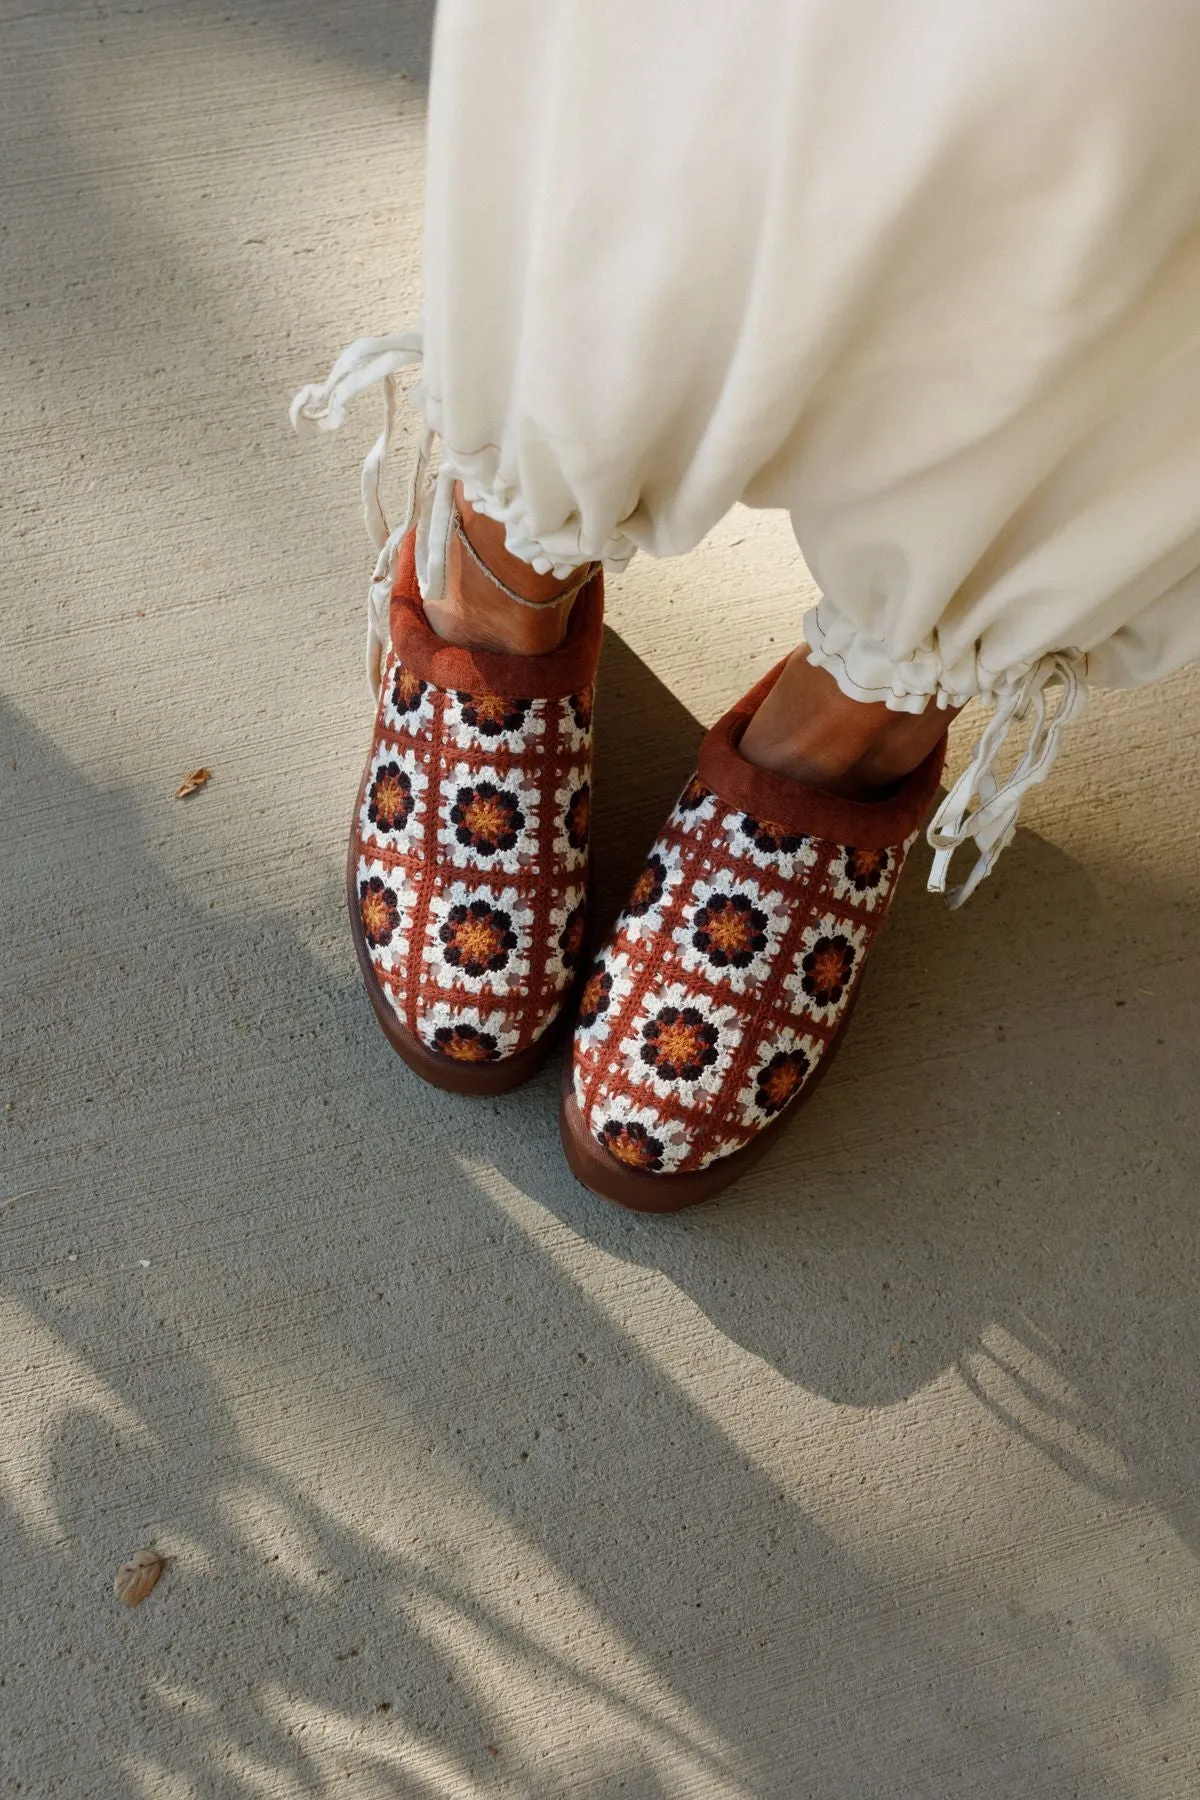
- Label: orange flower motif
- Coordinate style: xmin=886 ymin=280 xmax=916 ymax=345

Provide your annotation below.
xmin=739 ymin=814 xmax=806 ymax=856
xmin=451 ymin=782 xmax=523 ymax=854
xmin=627 ymin=854 xmax=666 ymax=917
xmin=367 ymin=761 xmax=414 ymax=833
xmin=391 ymin=664 xmax=427 ymax=715
xmin=558 ymin=900 xmax=587 ymax=969
xmin=360 ymin=876 xmax=400 ymax=948
xmin=458 ymin=692 xmax=530 ymax=736
xmin=691 ymin=892 xmax=767 ymax=969
xmin=800 ymin=934 xmax=856 ymax=1006
xmin=578 ymin=968 xmax=612 ymax=1028
xmin=844 ymin=846 xmax=891 ymax=892
xmin=433 ymin=1023 xmax=499 ymax=1062
xmin=754 ymin=1047 xmax=810 ymax=1116
xmin=599 ymin=1119 xmax=664 ymax=1171
xmin=640 ymin=1005 xmax=719 ymax=1081
xmin=439 ymin=901 xmax=517 ymax=976
xmin=565 ymin=783 xmax=590 ymax=851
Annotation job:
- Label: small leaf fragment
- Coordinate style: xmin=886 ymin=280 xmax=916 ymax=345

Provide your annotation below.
xmin=114 ymin=1548 xmax=166 ymax=1607
xmin=174 ymin=768 xmax=211 ymax=799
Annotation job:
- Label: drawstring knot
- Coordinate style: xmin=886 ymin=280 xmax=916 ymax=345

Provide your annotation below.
xmin=291 ymin=330 xmax=432 ymax=696
xmin=927 ymin=649 xmax=1088 ymax=907
xmin=290 ymin=330 xmax=425 ymax=550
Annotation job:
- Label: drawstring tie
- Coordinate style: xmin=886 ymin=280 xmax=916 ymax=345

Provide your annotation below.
xmin=926 ymin=649 xmax=1088 ymax=907
xmin=291 ymin=330 xmax=434 ymax=697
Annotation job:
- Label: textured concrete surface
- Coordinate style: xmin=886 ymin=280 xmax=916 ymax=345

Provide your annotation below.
xmin=3 ymin=4 xmax=1200 ymax=1796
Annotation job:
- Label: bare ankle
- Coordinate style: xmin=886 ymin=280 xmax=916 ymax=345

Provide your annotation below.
xmin=740 ymin=646 xmax=955 ymax=799
xmin=423 ymin=485 xmax=588 ymax=655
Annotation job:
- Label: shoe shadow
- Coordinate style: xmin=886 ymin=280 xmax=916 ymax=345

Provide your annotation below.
xmin=503 ymin=633 xmax=1200 ymax=1574
xmin=590 ymin=624 xmax=706 ymax=936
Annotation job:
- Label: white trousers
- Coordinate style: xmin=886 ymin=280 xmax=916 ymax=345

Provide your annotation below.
xmin=294 ymin=0 xmax=1200 ymax=899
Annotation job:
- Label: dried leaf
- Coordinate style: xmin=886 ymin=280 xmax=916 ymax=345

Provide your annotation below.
xmin=174 ymin=768 xmax=211 ymax=800
xmin=114 ymin=1548 xmax=165 ymax=1607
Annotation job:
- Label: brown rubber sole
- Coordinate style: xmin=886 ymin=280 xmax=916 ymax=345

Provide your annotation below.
xmin=557 ymin=988 xmax=860 ymax=1211
xmin=345 ymin=786 xmax=575 ymax=1097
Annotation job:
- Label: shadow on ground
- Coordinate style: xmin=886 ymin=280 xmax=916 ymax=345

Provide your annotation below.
xmin=536 ymin=634 xmax=1200 ymax=1527
xmin=3 ymin=644 xmax=1197 ymax=1795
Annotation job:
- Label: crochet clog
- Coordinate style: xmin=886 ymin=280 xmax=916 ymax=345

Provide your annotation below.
xmin=561 ymin=663 xmax=945 ymax=1204
xmin=348 ymin=532 xmax=604 ymax=1094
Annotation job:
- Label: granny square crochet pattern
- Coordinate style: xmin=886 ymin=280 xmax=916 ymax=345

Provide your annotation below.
xmin=348 ymin=532 xmax=603 ymax=1090
xmin=566 ymin=664 xmax=945 ymax=1195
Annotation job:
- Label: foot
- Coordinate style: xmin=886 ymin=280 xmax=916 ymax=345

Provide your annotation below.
xmin=560 ymin=657 xmax=948 ymax=1208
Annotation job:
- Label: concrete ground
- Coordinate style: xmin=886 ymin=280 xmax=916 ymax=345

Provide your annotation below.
xmin=3 ymin=3 xmax=1200 ymax=1796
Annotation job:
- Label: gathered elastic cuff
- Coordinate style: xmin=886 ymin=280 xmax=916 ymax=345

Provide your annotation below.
xmin=450 ymin=460 xmax=637 ymax=585
xmin=802 ymin=597 xmax=1050 ymax=714
xmin=413 ymin=390 xmax=638 ymax=596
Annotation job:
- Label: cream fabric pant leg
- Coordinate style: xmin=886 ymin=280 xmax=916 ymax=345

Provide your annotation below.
xmin=421 ymin=0 xmax=1200 ymax=701
xmin=294 ymin=0 xmax=1200 ymax=899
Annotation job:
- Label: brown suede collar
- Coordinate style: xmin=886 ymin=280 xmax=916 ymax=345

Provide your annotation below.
xmin=388 ymin=530 xmax=604 ymax=700
xmin=698 ymin=661 xmax=947 ymax=850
